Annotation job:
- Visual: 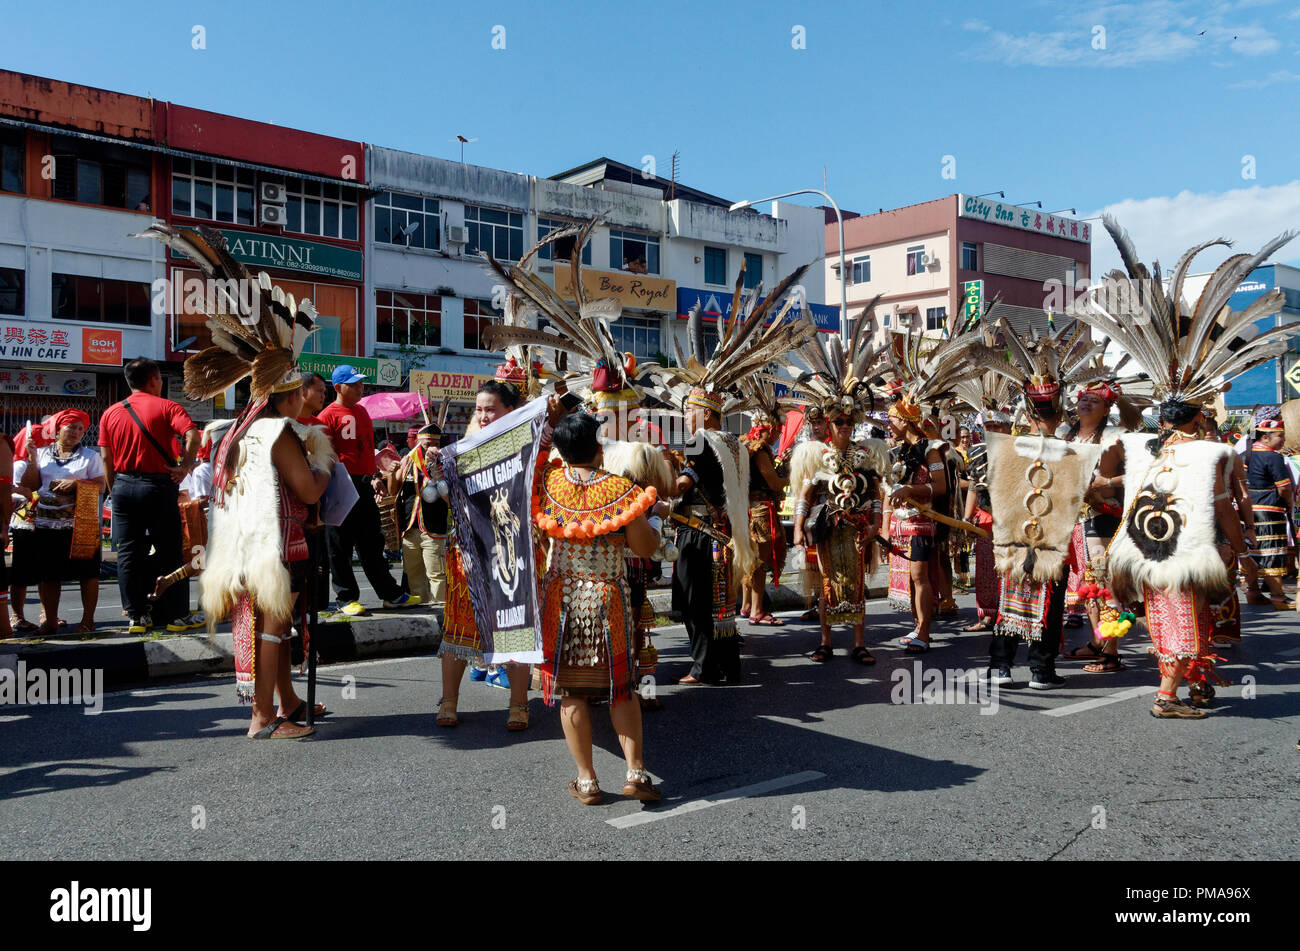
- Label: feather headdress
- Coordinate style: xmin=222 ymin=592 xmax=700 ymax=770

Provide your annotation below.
xmin=973 ymin=311 xmax=1108 ymax=420
xmin=1066 ymin=215 xmax=1298 ymax=409
xmin=642 ymin=259 xmax=816 ymax=416
xmin=777 ymin=297 xmax=889 ymax=424
xmin=950 ymin=324 xmax=1020 ymax=424
xmin=134 ymin=223 xmax=316 ymax=402
xmin=882 ymin=305 xmax=1003 ymax=424
xmin=480 ymin=219 xmax=638 ymax=404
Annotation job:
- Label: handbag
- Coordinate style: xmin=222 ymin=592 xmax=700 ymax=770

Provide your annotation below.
xmin=804 ymin=502 xmax=836 ymax=545
xmin=319 ymin=462 xmax=359 ymax=527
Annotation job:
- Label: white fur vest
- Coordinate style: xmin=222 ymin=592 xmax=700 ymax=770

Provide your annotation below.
xmin=200 ymin=417 xmax=335 ymax=626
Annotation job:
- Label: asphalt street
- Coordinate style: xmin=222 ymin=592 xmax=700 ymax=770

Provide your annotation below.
xmin=2 ymin=593 xmax=1297 ymax=860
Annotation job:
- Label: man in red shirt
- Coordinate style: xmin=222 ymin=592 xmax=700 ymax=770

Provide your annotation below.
xmin=297 ymin=372 xmax=328 ymax=427
xmin=99 ymin=358 xmax=201 ymax=634
xmin=318 ymin=365 xmax=416 ymax=615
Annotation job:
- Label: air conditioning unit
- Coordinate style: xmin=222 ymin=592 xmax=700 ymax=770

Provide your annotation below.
xmin=260 ymin=181 xmax=286 ymax=204
xmin=896 ymin=309 xmax=914 ymax=328
xmin=447 ymin=225 xmax=469 ymax=245
xmin=921 ymin=252 xmax=939 ymax=268
xmin=260 ymin=203 xmax=286 ymax=227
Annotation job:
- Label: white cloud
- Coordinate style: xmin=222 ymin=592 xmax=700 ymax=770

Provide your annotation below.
xmin=1088 ymin=180 xmax=1300 ymax=277
xmin=1228 ymin=68 xmax=1300 ymax=86
xmin=965 ymin=0 xmax=1280 ymax=67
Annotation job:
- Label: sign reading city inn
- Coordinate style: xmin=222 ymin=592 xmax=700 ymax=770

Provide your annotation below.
xmin=176 ymin=228 xmax=363 ymax=282
xmin=552 ymin=263 xmax=675 ymax=311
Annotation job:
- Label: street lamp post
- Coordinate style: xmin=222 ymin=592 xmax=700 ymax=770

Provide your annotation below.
xmin=729 ymin=188 xmax=851 ymax=342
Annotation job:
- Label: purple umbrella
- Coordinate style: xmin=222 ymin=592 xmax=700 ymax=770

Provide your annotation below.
xmin=357 ymin=391 xmax=429 ymax=421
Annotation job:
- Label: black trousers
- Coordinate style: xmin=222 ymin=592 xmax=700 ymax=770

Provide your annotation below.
xmin=304 ymin=528 xmax=330 ymax=615
xmin=327 ymin=474 xmax=401 ymax=604
xmin=988 ymin=569 xmax=1067 ymax=675
xmin=673 ymin=527 xmax=740 ymax=683
xmin=112 ymin=473 xmax=187 ymax=624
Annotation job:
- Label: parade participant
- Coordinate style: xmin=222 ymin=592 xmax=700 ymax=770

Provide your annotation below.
xmin=534 ymin=412 xmax=664 ymax=804
xmin=644 ymin=266 xmax=811 ymax=684
xmin=22 ymin=409 xmax=106 ymax=636
xmin=960 ymin=414 xmax=1008 ymax=630
xmin=298 ymin=372 xmax=328 ymax=427
xmin=388 ymin=417 xmax=450 ymax=607
xmin=1067 ymin=216 xmax=1296 ymax=716
xmin=779 ymin=304 xmax=889 ymax=660
xmin=98 ymin=356 xmax=200 ymax=635
xmin=740 ymin=391 xmax=788 ymax=626
xmin=1240 ymin=419 xmax=1293 ymax=608
xmin=1060 ymin=382 xmax=1133 ymax=673
xmin=6 ymin=424 xmax=42 ymax=634
xmin=980 ymin=318 xmax=1110 ymax=688
xmin=135 ymin=223 xmax=335 ymax=737
xmin=0 ymin=431 xmax=14 ymax=638
xmin=318 ymin=364 xmax=417 ymax=615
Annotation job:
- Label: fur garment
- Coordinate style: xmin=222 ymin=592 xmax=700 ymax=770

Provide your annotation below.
xmin=201 ymin=417 xmax=335 ymax=628
xmin=1106 ymin=434 xmax=1233 ymax=604
xmin=697 ymin=428 xmax=758 ymax=582
xmin=601 ymin=439 xmax=674 ymax=496
xmin=986 ymin=431 xmax=1102 ymax=582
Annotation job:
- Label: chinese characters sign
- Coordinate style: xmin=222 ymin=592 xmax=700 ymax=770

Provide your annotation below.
xmin=958 ymin=195 xmax=1089 ymax=244
xmin=0 ymin=321 xmax=122 ymax=365
xmin=0 ymin=369 xmax=97 ymax=397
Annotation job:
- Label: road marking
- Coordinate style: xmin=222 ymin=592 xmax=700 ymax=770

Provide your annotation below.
xmin=1041 ymin=685 xmax=1152 ymax=717
xmin=1277 ymin=646 xmax=1300 ymax=657
xmin=606 ymin=770 xmax=825 ymax=829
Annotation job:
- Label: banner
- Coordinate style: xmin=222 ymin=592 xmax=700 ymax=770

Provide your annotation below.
xmin=0 ymin=369 xmax=96 ymax=397
xmin=441 ymin=397 xmax=548 ymax=664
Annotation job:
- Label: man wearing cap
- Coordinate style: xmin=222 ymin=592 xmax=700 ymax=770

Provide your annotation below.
xmin=318 ymin=365 xmax=417 ymax=615
xmin=1241 ymin=418 xmax=1293 ymax=609
xmin=387 ymin=422 xmax=448 ymax=607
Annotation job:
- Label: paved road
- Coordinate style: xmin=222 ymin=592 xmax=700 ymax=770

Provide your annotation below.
xmin=2 ymin=594 xmax=1297 ymax=860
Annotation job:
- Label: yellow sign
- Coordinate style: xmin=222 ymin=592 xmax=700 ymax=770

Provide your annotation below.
xmin=552 ymin=263 xmax=676 ymax=311
xmin=410 ymin=369 xmax=494 ymax=403
xmin=1285 ymin=361 xmax=1300 ymax=396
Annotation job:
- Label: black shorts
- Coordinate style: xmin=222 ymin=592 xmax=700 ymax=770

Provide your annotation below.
xmin=8 ymin=528 xmax=38 ymax=587
xmin=286 ymin=558 xmax=310 ymax=593
xmin=33 ymin=527 xmax=102 ymax=582
xmin=908 ymin=536 xmax=935 ymax=562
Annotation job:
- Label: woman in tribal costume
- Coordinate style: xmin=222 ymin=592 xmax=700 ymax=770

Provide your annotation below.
xmin=959 ymin=413 xmax=1010 ymax=631
xmin=792 ymin=409 xmax=886 ymax=664
xmin=741 ymin=409 xmax=789 ymax=626
xmin=1240 ymin=417 xmax=1293 ymax=609
xmin=534 ymin=413 xmax=664 ymax=804
xmin=1066 ymin=215 xmax=1296 ymax=717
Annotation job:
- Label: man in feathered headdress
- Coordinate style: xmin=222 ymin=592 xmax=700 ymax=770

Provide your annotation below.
xmin=1239 ymin=417 xmax=1293 ymax=608
xmin=1067 ymin=216 xmax=1296 ymax=716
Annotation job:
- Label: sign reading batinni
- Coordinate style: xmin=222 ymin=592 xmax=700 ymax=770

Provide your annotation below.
xmin=440 ymin=397 xmax=548 ymax=664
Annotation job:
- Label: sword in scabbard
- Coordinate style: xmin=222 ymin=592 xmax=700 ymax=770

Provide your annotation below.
xmin=667 ymin=510 xmax=734 ymax=549
xmin=912 ymin=505 xmax=992 ymax=540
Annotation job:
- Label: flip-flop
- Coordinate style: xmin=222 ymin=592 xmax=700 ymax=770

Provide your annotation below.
xmin=898 ymin=631 xmax=921 ymax=645
xmin=750 ymin=614 xmax=785 ymax=626
xmin=904 ymin=639 xmax=931 ymax=653
xmin=1066 ymin=645 xmax=1103 ymax=660
xmin=1083 ymin=657 xmax=1125 ymax=673
xmin=286 ymin=701 xmax=329 ymax=723
xmin=249 ymin=716 xmax=314 ymax=739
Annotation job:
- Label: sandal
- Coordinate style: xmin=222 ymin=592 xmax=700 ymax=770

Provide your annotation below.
xmin=1150 ymin=696 xmax=1206 ymax=719
xmin=286 ymin=700 xmax=329 ymax=723
xmin=749 ymin=613 xmax=785 ymax=626
xmin=810 ymin=645 xmax=834 ymax=663
xmin=73 ymin=622 xmax=96 ymax=636
xmin=1082 ymin=656 xmax=1125 ymax=673
xmin=436 ymin=697 xmax=459 ymax=728
xmin=249 ymin=716 xmax=315 ymax=739
xmin=1066 ymin=644 xmax=1104 ymax=660
xmin=11 ymin=618 xmax=37 ymax=633
xmin=622 ymin=768 xmax=662 ymax=802
xmin=568 ymin=778 xmax=602 ymax=805
xmin=904 ymin=638 xmax=931 ymax=653
xmin=850 ymin=645 xmax=876 ymax=665
xmin=506 ymin=703 xmax=530 ymax=732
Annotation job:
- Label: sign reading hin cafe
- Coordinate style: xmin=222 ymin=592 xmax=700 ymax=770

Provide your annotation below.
xmin=175 ymin=227 xmax=363 ymax=282
xmin=957 ymin=194 xmax=1089 ymax=244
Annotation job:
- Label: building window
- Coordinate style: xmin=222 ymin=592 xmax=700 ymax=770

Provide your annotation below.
xmin=537 ymin=216 xmax=592 ymax=265
xmin=882 ymin=314 xmax=890 ymax=328
xmin=376 ymin=290 xmax=441 ymax=347
xmin=50 ymin=135 xmax=150 ymax=211
xmin=0 ymin=266 xmax=23 ymax=315
xmin=463 ymin=297 xmax=502 ymax=351
xmin=608 ymin=315 xmax=662 ymax=363
xmin=1 ymin=129 xmax=23 ymax=194
xmin=52 ymin=273 xmax=151 ymax=326
xmin=961 ymin=241 xmax=978 ymax=271
xmin=704 ymin=247 xmax=727 ymax=285
xmin=171 ymin=158 xmax=255 ymax=225
xmin=610 ymin=228 xmax=660 ymax=275
xmin=283 ymin=179 xmax=359 ymax=241
xmin=906 ymin=245 xmax=925 ymax=276
xmin=465 ymin=206 xmax=524 ymax=261
xmin=851 ymin=255 xmax=871 ymax=284
xmin=375 ymin=192 xmax=440 ymax=250
xmin=925 ymin=306 xmax=947 ymax=332
xmin=743 ymin=253 xmax=763 ymax=289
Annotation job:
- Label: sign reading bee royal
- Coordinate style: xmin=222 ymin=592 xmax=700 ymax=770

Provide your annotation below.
xmin=440 ymin=396 xmax=549 ymax=664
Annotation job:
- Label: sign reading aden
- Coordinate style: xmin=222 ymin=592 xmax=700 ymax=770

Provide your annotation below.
xmin=552 ymin=263 xmax=675 ymax=311
xmin=409 ymin=369 xmax=494 ymax=402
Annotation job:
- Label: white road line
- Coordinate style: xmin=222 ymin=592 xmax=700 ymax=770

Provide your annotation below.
xmin=606 ymin=770 xmax=825 ymax=829
xmin=1041 ymin=685 xmax=1153 ymax=717
xmin=1276 ymin=646 xmax=1300 ymax=657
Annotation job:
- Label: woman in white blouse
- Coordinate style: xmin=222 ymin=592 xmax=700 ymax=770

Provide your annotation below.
xmin=19 ymin=409 xmax=106 ymax=635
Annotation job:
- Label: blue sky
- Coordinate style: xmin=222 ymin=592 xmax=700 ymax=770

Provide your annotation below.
xmin=5 ymin=0 xmax=1299 ymax=270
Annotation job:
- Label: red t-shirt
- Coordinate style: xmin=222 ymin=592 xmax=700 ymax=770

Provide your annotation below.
xmin=98 ymin=393 xmax=197 ymax=474
xmin=297 ymin=414 xmax=324 ymax=428
xmin=318 ymin=401 xmax=375 ymax=476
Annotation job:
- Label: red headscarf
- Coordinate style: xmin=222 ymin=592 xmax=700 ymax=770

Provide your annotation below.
xmin=47 ymin=409 xmax=91 ymax=436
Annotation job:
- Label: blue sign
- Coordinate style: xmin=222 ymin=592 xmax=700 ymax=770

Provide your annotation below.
xmin=1224 ymin=266 xmax=1278 ymax=407
xmin=675 ymin=285 xmax=840 ymax=333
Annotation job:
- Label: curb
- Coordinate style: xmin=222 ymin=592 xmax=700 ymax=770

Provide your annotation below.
xmin=1 ymin=612 xmax=442 ymax=691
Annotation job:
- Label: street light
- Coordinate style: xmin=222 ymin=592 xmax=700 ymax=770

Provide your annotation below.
xmin=1048 ymin=207 xmax=1076 ymax=216
xmin=730 ymin=188 xmax=850 ymax=341
xmin=1010 ymin=200 xmax=1042 ymax=209
xmin=975 ymin=190 xmax=1005 ymax=199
